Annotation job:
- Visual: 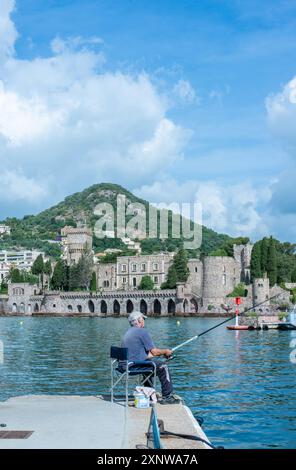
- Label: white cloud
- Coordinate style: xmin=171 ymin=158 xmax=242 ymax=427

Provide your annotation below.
xmin=0 ymin=3 xmax=190 ymax=210
xmin=265 ymin=75 xmax=296 ymax=240
xmin=173 ymin=79 xmax=199 ymax=105
xmin=0 ymin=170 xmax=48 ymax=203
xmin=0 ymin=0 xmax=17 ymax=63
xmin=135 ymin=178 xmax=272 ymax=239
xmin=266 ymin=76 xmax=296 ymax=154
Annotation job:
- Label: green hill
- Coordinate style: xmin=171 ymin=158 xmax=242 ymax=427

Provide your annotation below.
xmin=0 ymin=183 xmax=231 ymax=258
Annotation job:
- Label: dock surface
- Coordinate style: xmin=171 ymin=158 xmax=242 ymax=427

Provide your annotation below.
xmin=0 ymin=395 xmax=210 ymax=449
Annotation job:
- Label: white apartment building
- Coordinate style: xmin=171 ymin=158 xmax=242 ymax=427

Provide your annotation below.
xmin=0 ymin=250 xmax=45 ymax=282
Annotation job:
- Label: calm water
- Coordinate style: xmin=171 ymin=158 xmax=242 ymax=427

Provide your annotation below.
xmin=0 ymin=317 xmax=295 ymax=449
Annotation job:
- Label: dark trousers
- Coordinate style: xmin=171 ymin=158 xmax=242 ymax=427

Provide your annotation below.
xmin=142 ymin=358 xmax=173 ymax=398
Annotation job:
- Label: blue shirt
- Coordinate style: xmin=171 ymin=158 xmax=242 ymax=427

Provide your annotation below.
xmin=122 ymin=327 xmax=155 ymax=362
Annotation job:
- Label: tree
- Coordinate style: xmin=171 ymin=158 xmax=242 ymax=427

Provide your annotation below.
xmin=51 ymin=260 xmax=67 ymax=290
xmin=9 ymin=267 xmax=24 ymax=283
xmin=173 ymin=248 xmax=189 ymax=283
xmin=32 ymin=254 xmax=44 ymax=288
xmin=44 ymin=260 xmax=52 ymax=276
xmin=250 ymin=242 xmax=262 ymax=279
xmin=69 ymin=249 xmax=93 ymax=291
xmin=90 ymin=272 xmax=97 ymax=292
xmin=32 ymin=254 xmax=44 ymax=276
xmin=260 ymin=237 xmax=269 ymax=275
xmin=292 ymin=268 xmax=296 ymax=283
xmin=162 ymin=265 xmax=178 ymax=289
xmin=139 ymin=275 xmax=154 ymax=290
xmin=267 ymin=237 xmax=277 ymax=287
xmin=77 ymin=249 xmax=93 ymax=290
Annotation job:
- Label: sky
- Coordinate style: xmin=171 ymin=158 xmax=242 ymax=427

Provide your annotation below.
xmin=0 ymin=0 xmax=296 ymax=242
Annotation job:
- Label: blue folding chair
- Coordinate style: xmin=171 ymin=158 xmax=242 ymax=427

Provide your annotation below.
xmin=110 ymin=346 xmax=157 ymax=407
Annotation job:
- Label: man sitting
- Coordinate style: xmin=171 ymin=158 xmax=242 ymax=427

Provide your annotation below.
xmin=122 ymin=311 xmax=179 ymax=404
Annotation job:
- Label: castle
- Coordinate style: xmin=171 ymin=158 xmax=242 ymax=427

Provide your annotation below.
xmin=3 ymin=229 xmax=291 ymax=316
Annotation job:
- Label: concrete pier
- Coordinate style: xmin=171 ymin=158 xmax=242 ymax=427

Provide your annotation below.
xmin=0 ymin=395 xmax=210 ymax=449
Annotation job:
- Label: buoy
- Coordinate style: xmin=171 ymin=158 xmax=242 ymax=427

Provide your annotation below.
xmin=176 ymin=321 xmax=180 ymax=326
xmin=20 ymin=321 xmax=23 ymax=325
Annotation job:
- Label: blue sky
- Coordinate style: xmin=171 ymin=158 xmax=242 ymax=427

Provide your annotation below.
xmin=1 ymin=0 xmax=296 ymax=242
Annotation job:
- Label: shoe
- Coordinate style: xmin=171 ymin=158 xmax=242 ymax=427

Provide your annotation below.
xmin=159 ymin=395 xmax=180 ymax=405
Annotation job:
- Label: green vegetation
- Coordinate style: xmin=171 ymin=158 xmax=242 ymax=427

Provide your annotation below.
xmin=139 ymin=275 xmax=154 ymax=290
xmin=69 ymin=249 xmax=93 ymax=291
xmin=250 ymin=237 xmax=296 ymax=285
xmin=0 ymin=183 xmax=232 ymax=260
xmin=227 ymin=283 xmax=248 ymax=297
xmin=279 ymin=312 xmax=288 ymax=321
xmin=8 ymin=267 xmax=38 ymax=284
xmin=0 ymin=281 xmax=8 ymax=294
xmin=90 ymin=272 xmax=97 ymax=292
xmin=51 ymin=260 xmax=68 ymax=290
xmin=161 ymin=248 xmax=189 ymax=289
xmin=209 ymin=237 xmax=250 ymax=257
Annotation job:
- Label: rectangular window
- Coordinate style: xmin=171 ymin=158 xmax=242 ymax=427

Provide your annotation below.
xmin=121 ymin=264 xmax=127 ymax=273
xmin=132 ymin=264 xmax=137 ymax=272
xmin=154 ymin=276 xmax=158 ymax=284
xmin=153 ymin=263 xmax=158 ymax=271
xmin=133 ymin=277 xmax=137 ymax=287
xmin=141 ymin=263 xmax=146 ymax=272
xmin=123 ymin=277 xmax=127 ymax=284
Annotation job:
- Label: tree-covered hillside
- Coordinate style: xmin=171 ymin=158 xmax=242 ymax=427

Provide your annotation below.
xmin=0 ymin=183 xmax=230 ymax=258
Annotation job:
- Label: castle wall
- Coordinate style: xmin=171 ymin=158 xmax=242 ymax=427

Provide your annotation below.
xmin=187 ymin=259 xmax=203 ymax=297
xmin=202 ymin=256 xmax=240 ymax=304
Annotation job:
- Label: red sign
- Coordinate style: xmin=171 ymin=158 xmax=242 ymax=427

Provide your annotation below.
xmin=235 ymin=297 xmax=241 ymax=305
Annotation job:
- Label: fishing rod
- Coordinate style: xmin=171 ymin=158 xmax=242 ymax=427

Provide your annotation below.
xmin=171 ymin=293 xmax=281 ymax=353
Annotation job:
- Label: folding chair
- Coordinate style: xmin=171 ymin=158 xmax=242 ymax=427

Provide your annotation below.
xmin=110 ymin=346 xmax=157 ymax=407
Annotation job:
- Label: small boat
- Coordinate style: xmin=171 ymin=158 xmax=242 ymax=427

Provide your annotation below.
xmin=277 ymin=308 xmax=296 ymax=330
xmin=227 ymin=325 xmax=250 ymax=331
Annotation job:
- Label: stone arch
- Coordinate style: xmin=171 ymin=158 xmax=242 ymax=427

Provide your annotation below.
xmin=113 ymin=300 xmax=120 ymax=315
xmin=190 ymin=298 xmax=198 ymax=314
xmin=140 ymin=299 xmax=148 ymax=315
xmin=20 ymin=302 xmax=25 ymax=314
xmin=153 ymin=299 xmax=161 ymax=315
xmin=12 ymin=303 xmax=18 ymax=313
xmin=168 ymin=299 xmax=176 ymax=315
xmin=34 ymin=303 xmax=39 ymax=313
xmin=183 ymin=299 xmax=189 ymax=313
xmin=27 ymin=304 xmax=32 ymax=314
xmin=88 ymin=300 xmax=95 ymax=313
xmin=101 ymin=300 xmax=107 ymax=315
xmin=77 ymin=305 xmax=82 ymax=313
xmin=126 ymin=299 xmax=134 ymax=314
xmin=68 ymin=305 xmax=73 ymax=312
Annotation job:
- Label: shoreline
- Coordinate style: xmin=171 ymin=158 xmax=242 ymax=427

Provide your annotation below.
xmin=0 ymin=312 xmax=231 ymax=318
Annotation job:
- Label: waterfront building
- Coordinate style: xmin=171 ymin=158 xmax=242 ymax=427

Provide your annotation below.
xmin=96 ymin=252 xmax=174 ymax=291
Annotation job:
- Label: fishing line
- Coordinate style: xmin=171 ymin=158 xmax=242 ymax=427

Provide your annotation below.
xmin=171 ymin=293 xmax=281 ymax=353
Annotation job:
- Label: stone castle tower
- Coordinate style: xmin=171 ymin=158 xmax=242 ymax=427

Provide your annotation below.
xmin=252 ymin=275 xmax=270 ymax=308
